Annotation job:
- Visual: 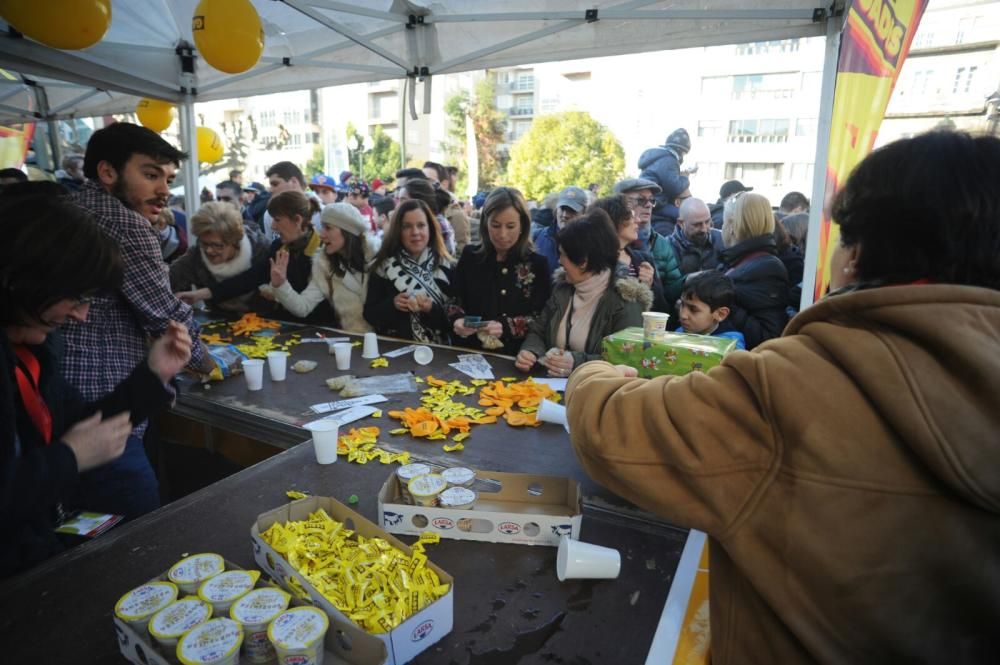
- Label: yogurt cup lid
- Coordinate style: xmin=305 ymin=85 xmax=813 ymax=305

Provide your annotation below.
xmin=396 ymin=463 xmax=431 ymax=481
xmin=267 ymin=606 xmax=329 ymax=649
xmin=168 ymin=554 xmax=225 ymax=585
xmin=198 ymin=570 xmax=260 ymax=604
xmin=408 ymin=473 xmax=446 ymax=497
xmin=439 ymin=487 xmax=477 ymax=507
xmin=441 ymin=467 xmax=475 ymax=485
xmin=229 ymin=587 xmax=291 ymax=625
xmin=115 ymin=582 xmax=179 ymax=621
xmin=149 ymin=598 xmax=212 ymax=639
xmin=177 ymin=618 xmax=243 ymax=665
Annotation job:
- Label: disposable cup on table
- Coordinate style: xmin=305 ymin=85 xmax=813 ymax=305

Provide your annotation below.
xmin=266 ymin=351 xmax=289 ymax=381
xmin=556 ymin=535 xmax=621 ymax=581
xmin=242 ymin=359 xmax=265 ymax=391
xmin=305 ymin=420 xmax=340 ymax=464
xmin=333 ymin=342 xmax=352 ymax=370
xmin=642 ymin=311 xmax=670 ymax=341
xmin=413 ymin=345 xmax=433 ymax=365
xmin=362 ymin=332 xmax=380 ymax=359
xmin=537 ymin=399 xmax=568 ymax=429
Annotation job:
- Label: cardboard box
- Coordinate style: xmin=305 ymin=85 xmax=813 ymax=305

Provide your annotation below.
xmin=252 ymin=497 xmax=454 ymax=665
xmin=601 ymin=327 xmax=737 ymax=378
xmin=378 ymin=470 xmax=582 ymax=546
xmin=115 ymin=559 xmax=388 ymax=665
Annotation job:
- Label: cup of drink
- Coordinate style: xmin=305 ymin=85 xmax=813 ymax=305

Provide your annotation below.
xmin=242 ymin=359 xmax=265 ymax=391
xmin=332 ymin=342 xmax=352 ymax=370
xmin=305 ymin=420 xmax=340 ymax=464
xmin=266 ymin=351 xmax=288 ymax=381
xmin=642 ymin=311 xmax=670 ymax=342
xmin=362 ymin=332 xmax=380 ymax=359
xmin=556 ymin=536 xmax=621 ymax=581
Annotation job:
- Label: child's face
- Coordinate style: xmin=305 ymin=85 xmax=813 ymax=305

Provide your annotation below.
xmin=679 ymin=294 xmax=726 ymax=335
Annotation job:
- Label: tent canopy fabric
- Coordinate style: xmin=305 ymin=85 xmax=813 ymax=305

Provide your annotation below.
xmin=0 ymin=0 xmax=832 ymax=124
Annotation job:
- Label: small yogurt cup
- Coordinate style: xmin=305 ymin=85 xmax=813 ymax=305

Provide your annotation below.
xmin=198 ymin=569 xmax=260 ymax=617
xmin=439 ymin=486 xmax=477 ymax=510
xmin=408 ymin=473 xmax=447 ymax=507
xmin=229 ymin=587 xmax=291 ymax=664
xmin=168 ymin=554 xmax=225 ymax=595
xmin=176 ymin=617 xmax=243 ymax=665
xmin=148 ymin=597 xmax=213 ymax=657
xmin=441 ymin=467 xmax=476 ymax=488
xmin=396 ymin=463 xmax=432 ymax=504
xmin=115 ymin=581 xmax=179 ymax=633
xmin=267 ymin=606 xmax=329 ymax=665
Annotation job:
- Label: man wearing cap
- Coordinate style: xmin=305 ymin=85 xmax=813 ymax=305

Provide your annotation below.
xmin=615 ymin=178 xmax=685 ymax=311
xmin=710 ymin=180 xmax=753 ymax=229
xmin=535 ymin=185 xmax=587 ymax=275
xmin=671 ymin=197 xmax=726 ymax=276
xmin=309 ymin=174 xmax=339 ymax=206
xmin=638 ymin=128 xmax=696 ymax=236
xmin=370 ymin=178 xmax=387 ymax=198
xmin=242 ymin=182 xmax=268 ymax=231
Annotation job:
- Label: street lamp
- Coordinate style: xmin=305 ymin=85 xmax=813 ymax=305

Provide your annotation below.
xmin=350 ymin=134 xmax=372 ymax=181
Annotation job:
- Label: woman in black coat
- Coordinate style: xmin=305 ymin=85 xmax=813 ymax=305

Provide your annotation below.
xmin=451 ymin=187 xmax=551 ymax=354
xmin=1 ymin=193 xmax=189 ymax=577
xmin=592 ymin=194 xmax=669 ymax=313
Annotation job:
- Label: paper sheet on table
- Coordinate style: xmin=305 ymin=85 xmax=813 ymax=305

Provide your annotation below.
xmin=298 ymin=337 xmax=349 ymax=344
xmin=449 ymin=361 xmax=495 ymax=380
xmin=304 ymin=405 xmax=379 ymax=429
xmin=531 ymin=377 xmax=568 ymax=392
xmin=310 ymin=394 xmax=388 ymax=414
xmin=383 ymin=345 xmax=418 ymax=358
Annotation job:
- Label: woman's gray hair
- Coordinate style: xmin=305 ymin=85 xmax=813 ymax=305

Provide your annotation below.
xmin=190 ymin=201 xmax=245 ymax=245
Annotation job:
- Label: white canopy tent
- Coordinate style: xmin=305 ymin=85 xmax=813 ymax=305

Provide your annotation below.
xmin=0 ymin=0 xmax=847 ymax=307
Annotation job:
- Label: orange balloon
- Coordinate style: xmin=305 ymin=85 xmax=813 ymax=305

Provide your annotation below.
xmin=192 ymin=0 xmax=264 ymax=74
xmin=0 ymin=0 xmax=111 ymax=50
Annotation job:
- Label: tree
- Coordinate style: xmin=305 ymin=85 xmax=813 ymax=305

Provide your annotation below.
xmin=507 ymin=111 xmax=625 ymax=201
xmin=305 ymin=144 xmax=324 ymax=177
xmin=441 ymin=76 xmax=508 ymax=193
xmin=345 ymin=123 xmax=401 ymax=184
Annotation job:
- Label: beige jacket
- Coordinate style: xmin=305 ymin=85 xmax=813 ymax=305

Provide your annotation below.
xmin=566 ymin=284 xmax=1000 ymax=664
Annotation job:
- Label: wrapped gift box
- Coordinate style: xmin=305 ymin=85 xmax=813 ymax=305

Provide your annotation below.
xmin=601 ymin=327 xmax=736 ymax=378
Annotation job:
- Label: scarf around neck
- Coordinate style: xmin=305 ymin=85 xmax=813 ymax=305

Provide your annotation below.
xmin=556 ymin=269 xmax=611 ymax=353
xmin=382 ymin=247 xmax=451 ymax=343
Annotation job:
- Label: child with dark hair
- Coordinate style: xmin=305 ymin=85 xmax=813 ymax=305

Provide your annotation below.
xmin=676 ymin=270 xmax=746 ymax=350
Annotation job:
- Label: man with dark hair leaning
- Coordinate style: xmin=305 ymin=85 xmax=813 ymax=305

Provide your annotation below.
xmin=63 ymin=121 xmax=211 ymax=521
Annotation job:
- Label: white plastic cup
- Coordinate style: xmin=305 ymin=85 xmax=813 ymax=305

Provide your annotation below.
xmin=413 ymin=345 xmax=433 ymax=365
xmin=537 ymin=399 xmax=568 ymax=428
xmin=242 ymin=359 xmax=265 ymax=391
xmin=266 ymin=351 xmax=288 ymax=381
xmin=306 ymin=420 xmax=340 ymax=464
xmin=362 ymin=332 xmax=380 ymax=359
xmin=333 ymin=343 xmax=352 ymax=370
xmin=556 ymin=536 xmax=621 ymax=581
xmin=642 ymin=311 xmax=670 ymax=341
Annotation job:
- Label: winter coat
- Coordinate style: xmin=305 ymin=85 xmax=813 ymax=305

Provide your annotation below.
xmin=450 ymin=246 xmax=552 ymax=355
xmin=271 ymin=240 xmax=376 ymax=333
xmin=619 ymin=245 xmax=668 ymax=313
xmin=565 ymin=283 xmax=1000 ymax=665
xmin=1 ymin=331 xmax=171 ymax=577
xmin=534 ymin=223 xmax=561 ymax=277
xmin=669 ymin=225 xmax=727 ymax=276
xmin=520 ymin=270 xmax=652 ymax=368
xmin=719 ymin=234 xmax=790 ymax=349
xmin=643 ymin=231 xmax=686 ymax=310
xmin=638 ymin=146 xmax=689 ymax=235
xmin=169 ymin=235 xmax=269 ymax=313
xmin=778 ymin=245 xmax=805 ymax=312
xmin=363 ymin=257 xmax=455 ymax=343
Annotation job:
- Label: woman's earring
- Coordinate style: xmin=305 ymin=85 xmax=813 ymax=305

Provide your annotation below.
xmin=843 ymin=266 xmax=852 ymax=274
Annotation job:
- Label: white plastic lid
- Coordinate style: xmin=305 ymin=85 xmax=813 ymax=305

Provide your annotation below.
xmin=168 ymin=553 xmax=225 ymax=585
xmin=229 ymin=587 xmax=291 ymax=625
xmin=267 ymin=606 xmax=329 ymax=649
xmin=408 ymin=473 xmax=446 ymax=498
xmin=177 ymin=618 xmax=243 ymax=665
xmin=115 ymin=582 xmax=178 ymax=621
xmin=396 ymin=463 xmax=431 ymax=481
xmin=439 ymin=487 xmax=477 ymax=508
xmin=149 ymin=598 xmax=212 ymax=639
xmin=441 ymin=467 xmax=475 ymax=486
xmin=198 ymin=570 xmax=259 ymax=604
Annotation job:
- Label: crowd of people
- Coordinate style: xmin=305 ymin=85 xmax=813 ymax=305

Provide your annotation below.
xmin=3 ymin=119 xmax=997 ymax=664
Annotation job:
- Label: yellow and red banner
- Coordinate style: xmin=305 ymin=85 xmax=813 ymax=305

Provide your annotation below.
xmin=813 ymin=0 xmax=927 ymax=300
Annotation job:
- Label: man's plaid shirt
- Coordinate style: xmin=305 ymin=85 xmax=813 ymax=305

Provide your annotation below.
xmin=61 ymin=181 xmax=205 ymax=434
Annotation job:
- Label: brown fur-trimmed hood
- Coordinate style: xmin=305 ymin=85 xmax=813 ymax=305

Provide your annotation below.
xmin=552 ymin=268 xmax=654 ymax=311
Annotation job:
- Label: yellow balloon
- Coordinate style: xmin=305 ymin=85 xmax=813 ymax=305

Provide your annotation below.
xmin=135 ymin=98 xmax=174 ymax=133
xmin=197 ymin=127 xmax=225 ymax=164
xmin=192 ymin=0 xmax=264 ymax=74
xmin=0 ymin=0 xmax=111 ymax=50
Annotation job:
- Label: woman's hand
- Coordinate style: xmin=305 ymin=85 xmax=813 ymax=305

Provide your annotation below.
xmin=515 ymin=350 xmax=537 ymax=372
xmin=148 ymin=321 xmax=193 ymax=382
xmin=637 ymin=261 xmax=655 ymax=287
xmin=394 ymin=293 xmax=413 ymax=312
xmin=416 ymin=294 xmax=432 ymax=313
xmin=175 ymin=287 xmax=211 ymax=305
xmin=453 ymin=318 xmax=477 ymax=338
xmin=269 ymin=249 xmax=290 ymax=287
xmin=61 ymin=411 xmax=133 ymax=472
xmin=614 ymin=364 xmax=638 ymax=378
xmin=483 ymin=321 xmax=503 ymax=338
xmin=545 ymin=349 xmax=575 ymax=377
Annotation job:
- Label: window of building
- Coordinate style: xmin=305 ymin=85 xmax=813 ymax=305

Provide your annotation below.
xmin=512 ymin=95 xmax=534 ymax=116
xmin=259 ymin=109 xmax=276 ymax=128
xmin=701 ymin=76 xmax=729 ymax=97
xmin=953 ymin=66 xmax=978 ymax=94
xmin=512 ymin=120 xmax=531 ymax=140
xmin=732 ymin=73 xmax=797 ymax=100
xmin=795 ymin=118 xmax=816 ymax=138
xmin=727 ymin=119 xmax=790 ymax=143
xmin=495 ymin=71 xmax=512 ymax=84
xmin=725 ymin=162 xmax=784 ymax=186
xmin=956 ymin=16 xmax=980 ymax=44
xmin=735 ymin=39 xmax=800 ymax=56
xmin=790 ymin=162 xmax=814 ymax=184
xmin=697 ymin=120 xmax=724 ymax=139
xmin=912 ymin=69 xmax=934 ymax=95
xmin=914 ymin=30 xmax=935 ymax=49
xmin=514 ymin=73 xmax=535 ymax=91
xmin=370 ymin=92 xmax=396 ymax=119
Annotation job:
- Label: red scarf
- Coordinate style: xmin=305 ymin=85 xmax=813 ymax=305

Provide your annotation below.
xmin=13 ymin=345 xmax=52 ymax=444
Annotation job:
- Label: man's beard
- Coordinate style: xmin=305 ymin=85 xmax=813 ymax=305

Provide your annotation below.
xmin=112 ymin=177 xmax=163 ymax=221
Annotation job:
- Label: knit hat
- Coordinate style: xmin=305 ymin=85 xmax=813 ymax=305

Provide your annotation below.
xmin=320 ymin=202 xmax=367 ymax=237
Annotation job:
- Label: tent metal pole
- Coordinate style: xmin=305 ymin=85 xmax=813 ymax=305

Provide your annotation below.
xmin=178 ymin=96 xmax=199 ymax=212
xmin=799 ymin=10 xmax=844 ymax=310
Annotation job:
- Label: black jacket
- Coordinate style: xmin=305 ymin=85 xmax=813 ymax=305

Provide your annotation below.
xmin=720 ymin=234 xmax=791 ymax=349
xmin=1 ymin=331 xmax=171 ymax=577
xmin=364 ymin=265 xmax=455 ymax=343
